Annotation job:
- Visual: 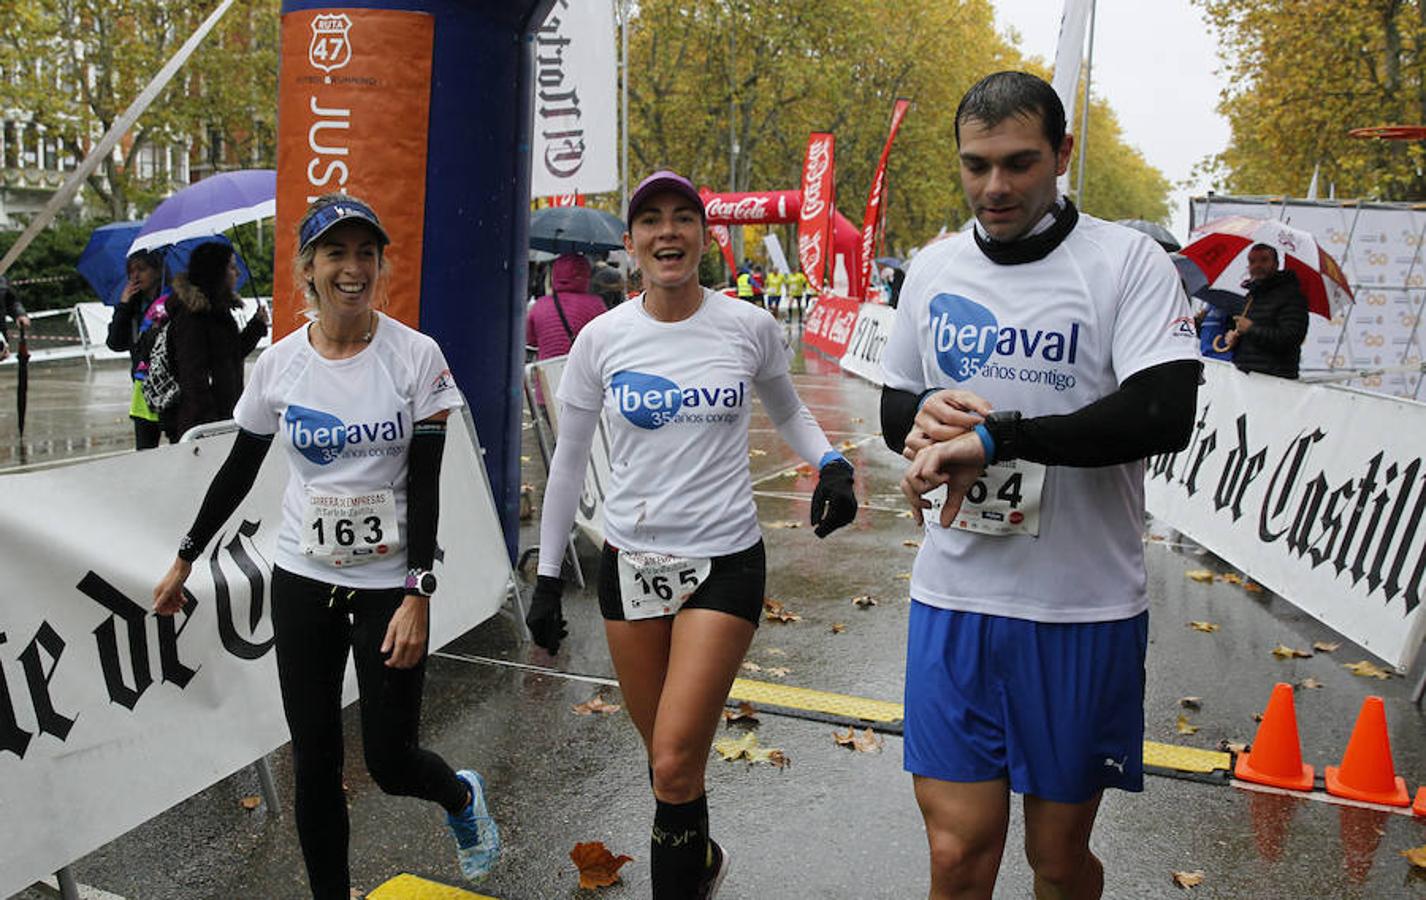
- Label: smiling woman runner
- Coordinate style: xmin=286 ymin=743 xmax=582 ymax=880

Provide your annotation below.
xmin=527 ymin=170 xmax=859 ymax=899
xmin=151 ymin=194 xmax=499 ymax=898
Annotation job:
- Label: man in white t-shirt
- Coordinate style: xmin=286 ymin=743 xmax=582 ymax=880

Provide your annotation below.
xmin=882 ymin=72 xmax=1200 ymax=899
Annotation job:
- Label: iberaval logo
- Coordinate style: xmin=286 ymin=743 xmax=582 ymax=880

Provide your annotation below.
xmin=284 ymin=404 xmax=406 ymax=464
xmin=929 ymin=293 xmax=1081 ymax=382
xmin=930 ymin=294 xmax=999 ymax=381
xmin=611 ymin=370 xmax=746 ymax=429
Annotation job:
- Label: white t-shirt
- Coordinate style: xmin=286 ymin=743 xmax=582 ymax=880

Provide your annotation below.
xmin=882 ymin=214 xmax=1200 ymax=623
xmin=557 ymin=288 xmax=787 ymax=556
xmin=233 ymin=312 xmax=464 ymax=588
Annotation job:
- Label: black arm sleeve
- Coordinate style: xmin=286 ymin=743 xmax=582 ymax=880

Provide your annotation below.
xmin=405 ymin=420 xmax=447 ymax=573
xmin=880 ymin=386 xmax=936 ymax=454
xmin=1000 ymin=359 xmax=1200 ymax=467
xmin=178 ymin=429 xmax=273 ymax=561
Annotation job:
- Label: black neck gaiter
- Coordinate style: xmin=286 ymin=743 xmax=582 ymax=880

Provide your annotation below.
xmin=973 ymin=198 xmax=1080 ymax=266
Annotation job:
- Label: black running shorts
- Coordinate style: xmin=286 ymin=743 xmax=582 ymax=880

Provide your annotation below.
xmin=598 ymin=540 xmax=766 ymax=625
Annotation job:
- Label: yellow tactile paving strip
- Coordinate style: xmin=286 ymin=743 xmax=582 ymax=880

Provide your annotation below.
xmin=729 ymin=677 xmax=905 ymax=722
xmin=366 ymin=873 xmax=497 ymax=900
xmin=1143 ymin=741 xmax=1232 ymax=774
xmin=729 ymin=678 xmax=1233 ymax=776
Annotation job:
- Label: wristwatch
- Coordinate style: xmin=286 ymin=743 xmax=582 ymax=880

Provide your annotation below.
xmin=982 ymin=410 xmax=1023 ymax=463
xmin=404 ymin=568 xmax=438 ymax=597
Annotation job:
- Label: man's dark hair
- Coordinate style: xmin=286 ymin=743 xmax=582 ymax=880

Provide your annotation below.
xmin=1249 ymin=242 xmax=1279 ymax=262
xmin=955 ymin=71 xmax=1067 ymax=152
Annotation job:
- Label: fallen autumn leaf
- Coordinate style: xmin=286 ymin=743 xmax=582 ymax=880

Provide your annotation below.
xmin=902 ymin=539 xmax=921 ymax=548
xmin=832 ymin=727 xmax=885 ymax=754
xmin=830 ymin=622 xmax=847 ymax=634
xmin=1175 ymin=714 xmax=1199 ymax=735
xmin=762 ymin=598 xmax=802 ymax=623
xmin=1297 ymin=677 xmax=1324 ymax=690
xmin=1344 ymin=659 xmax=1394 ymax=680
xmin=1188 ymin=621 xmax=1220 ymax=633
xmin=572 ymin=695 xmax=622 ymax=716
xmin=1271 ymin=644 xmax=1312 ymax=660
xmin=1313 ymin=641 xmax=1341 ymax=653
xmin=713 ymin=731 xmax=789 ymax=767
xmin=851 ymin=595 xmax=878 ymax=608
xmin=570 ymin=841 xmax=633 ymax=889
xmin=723 ymin=701 xmax=759 ymax=725
xmin=1185 ymin=570 xmax=1215 ymax=583
xmin=1403 ymin=845 xmax=1426 ymax=868
xmin=1179 ymin=697 xmax=1202 ymax=710
xmin=239 ymin=795 xmax=261 ymax=811
xmin=1172 ymin=870 xmax=1205 ymax=889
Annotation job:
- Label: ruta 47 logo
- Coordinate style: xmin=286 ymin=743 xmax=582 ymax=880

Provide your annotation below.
xmin=309 ymin=14 xmax=353 ymax=73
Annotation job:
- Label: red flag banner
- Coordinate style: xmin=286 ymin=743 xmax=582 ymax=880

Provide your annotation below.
xmin=797 ymin=132 xmax=835 ymax=290
xmin=709 ymin=224 xmax=737 ymax=273
xmin=857 ymin=98 xmax=910 ymax=299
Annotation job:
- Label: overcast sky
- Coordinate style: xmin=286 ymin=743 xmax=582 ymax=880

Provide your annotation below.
xmin=991 ymin=0 xmax=1232 ymax=239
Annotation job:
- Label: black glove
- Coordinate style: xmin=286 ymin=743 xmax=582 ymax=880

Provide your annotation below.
xmin=810 ymin=458 xmax=857 ymax=538
xmin=526 ymin=575 xmax=569 ymax=653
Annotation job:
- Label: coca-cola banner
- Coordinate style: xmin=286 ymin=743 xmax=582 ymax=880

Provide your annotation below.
xmin=0 ymin=411 xmax=512 ymax=896
xmin=802 ymin=294 xmax=861 ymax=359
xmin=857 ymin=99 xmax=911 ymax=299
xmin=702 ymin=190 xmax=802 ymax=225
xmin=798 ymin=133 xmax=836 ymax=289
xmin=1145 ymin=361 xmax=1426 ymax=669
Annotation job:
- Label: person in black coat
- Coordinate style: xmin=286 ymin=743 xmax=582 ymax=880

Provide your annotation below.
xmin=165 ymin=242 xmax=268 ymax=438
xmin=0 ymin=273 xmax=32 ymax=361
xmin=1224 ymin=243 xmax=1309 ymax=379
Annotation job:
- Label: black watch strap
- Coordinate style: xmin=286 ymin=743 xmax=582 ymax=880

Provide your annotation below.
xmin=983 ymin=410 xmax=1023 ymax=463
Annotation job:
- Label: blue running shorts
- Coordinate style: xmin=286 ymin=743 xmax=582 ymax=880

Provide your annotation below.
xmin=904 ymin=602 xmax=1148 ymax=804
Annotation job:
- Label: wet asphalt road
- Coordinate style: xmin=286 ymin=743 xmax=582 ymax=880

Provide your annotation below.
xmin=5 ymin=341 xmax=1426 ymax=899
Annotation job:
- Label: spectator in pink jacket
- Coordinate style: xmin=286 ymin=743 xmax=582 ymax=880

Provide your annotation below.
xmin=527 ymin=253 xmax=608 ymax=362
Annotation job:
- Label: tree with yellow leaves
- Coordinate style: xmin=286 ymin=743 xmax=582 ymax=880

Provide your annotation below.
xmin=1197 ymin=0 xmax=1426 ymax=200
xmin=628 ymin=0 xmax=1173 ymax=252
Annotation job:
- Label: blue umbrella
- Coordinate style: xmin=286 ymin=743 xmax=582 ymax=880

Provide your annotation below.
xmin=79 ymin=222 xmax=252 ymax=305
xmin=129 ymin=169 xmax=275 ymax=254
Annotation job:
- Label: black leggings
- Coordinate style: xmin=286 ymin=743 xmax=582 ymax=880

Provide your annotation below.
xmin=271 ymin=567 xmax=468 ymax=900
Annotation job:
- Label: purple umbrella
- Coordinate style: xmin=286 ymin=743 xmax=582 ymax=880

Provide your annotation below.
xmin=128 ymin=169 xmax=275 ymax=254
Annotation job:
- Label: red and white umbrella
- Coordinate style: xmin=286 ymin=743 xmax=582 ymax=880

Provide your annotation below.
xmin=1178 ymin=216 xmax=1354 ymax=319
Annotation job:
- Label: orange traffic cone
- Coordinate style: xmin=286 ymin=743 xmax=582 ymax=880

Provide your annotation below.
xmin=1234 ymin=682 xmax=1314 ymax=791
xmin=1415 ymin=786 xmax=1426 ymax=817
xmin=1324 ymin=696 xmax=1410 ymax=806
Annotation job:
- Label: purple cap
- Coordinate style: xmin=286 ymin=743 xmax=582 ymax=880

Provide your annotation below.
xmin=627 ymin=170 xmax=705 ymax=227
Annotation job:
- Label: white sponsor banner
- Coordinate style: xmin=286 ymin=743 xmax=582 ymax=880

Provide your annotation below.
xmin=0 ymin=409 xmax=510 ymax=896
xmin=763 ymin=233 xmax=790 ymax=276
xmin=838 ymin=301 xmax=896 ymax=386
xmin=1145 ymin=361 xmax=1426 ymax=669
xmin=1190 ymin=196 xmax=1426 ymax=400
xmin=1051 ymin=0 xmax=1093 ymax=193
xmin=533 ymin=356 xmax=611 ymax=546
xmin=530 ymin=0 xmax=618 ymax=198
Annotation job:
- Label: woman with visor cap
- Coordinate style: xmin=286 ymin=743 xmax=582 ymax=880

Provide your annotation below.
xmin=151 ymin=193 xmax=499 ymax=896
xmin=527 ymin=170 xmax=859 ymax=898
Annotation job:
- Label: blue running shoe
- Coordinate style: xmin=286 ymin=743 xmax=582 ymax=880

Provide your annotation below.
xmin=447 ymin=769 xmax=500 ymax=881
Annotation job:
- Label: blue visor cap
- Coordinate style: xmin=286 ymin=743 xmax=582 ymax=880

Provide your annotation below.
xmin=299 ymin=198 xmax=391 ymax=253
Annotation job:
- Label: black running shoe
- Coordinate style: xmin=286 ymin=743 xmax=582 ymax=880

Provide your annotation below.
xmin=696 ymin=840 xmax=730 ymax=899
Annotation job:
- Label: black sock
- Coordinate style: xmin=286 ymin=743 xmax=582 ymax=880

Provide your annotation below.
xmin=651 ymin=794 xmax=709 ymax=899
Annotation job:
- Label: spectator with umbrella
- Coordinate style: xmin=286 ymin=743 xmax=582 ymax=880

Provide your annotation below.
xmin=1219 ymin=243 xmax=1309 ymax=378
xmin=106 ymin=249 xmax=175 ymax=448
xmin=165 ymin=241 xmax=269 ymax=437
